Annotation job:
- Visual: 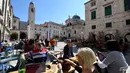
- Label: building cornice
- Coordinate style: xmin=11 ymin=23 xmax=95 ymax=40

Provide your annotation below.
xmin=84 ymin=0 xmax=91 ymax=5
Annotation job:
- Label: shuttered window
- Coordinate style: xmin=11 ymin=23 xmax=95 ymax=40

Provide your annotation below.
xmin=105 ymin=5 xmax=112 ymax=16
xmin=91 ymin=11 xmax=96 ymax=20
xmin=92 ymin=25 xmax=96 ymax=29
xmin=91 ymin=1 xmax=96 ymax=7
xmin=106 ymin=22 xmax=112 ymax=28
xmin=126 ymin=19 xmax=130 ymax=25
xmin=74 ymin=30 xmax=76 ymax=34
xmin=124 ymin=0 xmax=130 ymax=11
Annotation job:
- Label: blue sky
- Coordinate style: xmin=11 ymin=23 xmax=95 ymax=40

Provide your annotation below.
xmin=11 ymin=0 xmax=88 ymax=24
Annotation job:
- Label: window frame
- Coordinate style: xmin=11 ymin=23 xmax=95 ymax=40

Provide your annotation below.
xmin=92 ymin=25 xmax=96 ymax=29
xmin=105 ymin=5 xmax=112 ymax=16
xmin=91 ymin=1 xmax=96 ymax=7
xmin=31 ymin=8 xmax=34 ymax=13
xmin=106 ymin=22 xmax=112 ymax=28
xmin=124 ymin=0 xmax=130 ymax=11
xmin=126 ymin=19 xmax=130 ymax=25
xmin=74 ymin=30 xmax=76 ymax=34
xmin=91 ymin=10 xmax=96 ymax=20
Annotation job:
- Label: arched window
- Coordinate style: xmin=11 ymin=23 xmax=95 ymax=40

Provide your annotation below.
xmin=31 ymin=8 xmax=34 ymax=12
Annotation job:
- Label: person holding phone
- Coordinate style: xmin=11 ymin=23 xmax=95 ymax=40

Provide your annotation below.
xmin=97 ymin=40 xmax=128 ymax=73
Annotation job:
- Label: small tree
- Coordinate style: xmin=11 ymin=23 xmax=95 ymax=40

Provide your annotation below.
xmin=10 ymin=32 xmax=18 ymax=40
xmin=87 ymin=32 xmax=95 ymax=43
xmin=87 ymin=32 xmax=96 ymax=48
xmin=53 ymin=35 xmax=59 ymax=39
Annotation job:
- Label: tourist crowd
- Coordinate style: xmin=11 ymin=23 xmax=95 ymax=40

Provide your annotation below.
xmin=0 ymin=38 xmax=129 ymax=73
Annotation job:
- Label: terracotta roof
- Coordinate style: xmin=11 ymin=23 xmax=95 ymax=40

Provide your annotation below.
xmin=35 ymin=24 xmax=42 ymax=26
xmin=47 ymin=21 xmax=59 ymax=25
xmin=42 ymin=21 xmax=62 ymax=26
xmin=34 ymin=24 xmax=48 ymax=28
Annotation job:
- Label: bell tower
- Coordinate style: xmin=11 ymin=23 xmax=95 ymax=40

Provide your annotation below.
xmin=28 ymin=2 xmax=35 ymax=25
xmin=27 ymin=2 xmax=35 ymax=39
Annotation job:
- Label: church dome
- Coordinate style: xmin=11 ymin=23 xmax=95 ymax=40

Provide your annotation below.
xmin=72 ymin=15 xmax=80 ymax=20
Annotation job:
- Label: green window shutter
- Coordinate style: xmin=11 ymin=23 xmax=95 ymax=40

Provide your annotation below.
xmin=126 ymin=19 xmax=130 ymax=25
xmin=105 ymin=5 xmax=112 ymax=16
xmin=124 ymin=0 xmax=130 ymax=11
xmin=91 ymin=11 xmax=96 ymax=19
xmin=93 ymin=11 xmax=96 ymax=18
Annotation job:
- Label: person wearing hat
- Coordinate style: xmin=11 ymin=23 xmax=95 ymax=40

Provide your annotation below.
xmin=63 ymin=39 xmax=74 ymax=59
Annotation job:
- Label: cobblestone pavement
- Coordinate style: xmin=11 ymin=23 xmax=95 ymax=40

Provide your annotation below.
xmin=55 ymin=42 xmax=130 ymax=73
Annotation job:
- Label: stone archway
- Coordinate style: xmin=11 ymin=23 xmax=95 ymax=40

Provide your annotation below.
xmin=105 ymin=34 xmax=115 ymax=42
xmin=20 ymin=32 xmax=27 ymax=39
xmin=124 ymin=33 xmax=130 ymax=42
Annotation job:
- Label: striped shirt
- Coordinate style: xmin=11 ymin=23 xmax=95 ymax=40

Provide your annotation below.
xmin=29 ymin=48 xmax=48 ymax=63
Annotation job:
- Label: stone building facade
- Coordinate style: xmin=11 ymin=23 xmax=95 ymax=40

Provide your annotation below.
xmin=10 ymin=16 xmax=20 ymax=40
xmin=12 ymin=16 xmax=20 ymax=30
xmin=62 ymin=15 xmax=85 ymax=40
xmin=11 ymin=16 xmax=28 ymax=40
xmin=27 ymin=2 xmax=62 ymax=40
xmin=84 ymin=0 xmax=130 ymax=41
xmin=0 ymin=0 xmax=13 ymax=41
xmin=42 ymin=22 xmax=62 ymax=40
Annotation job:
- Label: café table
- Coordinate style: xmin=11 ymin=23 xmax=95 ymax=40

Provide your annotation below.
xmin=0 ymin=56 xmax=18 ymax=73
xmin=10 ymin=51 xmax=75 ymax=73
xmin=9 ymin=62 xmax=59 ymax=73
xmin=10 ymin=63 xmax=75 ymax=73
xmin=69 ymin=56 xmax=78 ymax=62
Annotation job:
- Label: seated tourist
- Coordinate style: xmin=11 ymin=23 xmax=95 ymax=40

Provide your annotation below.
xmin=28 ymin=42 xmax=48 ymax=63
xmin=97 ymin=40 xmax=128 ymax=73
xmin=63 ymin=39 xmax=74 ymax=59
xmin=63 ymin=47 xmax=99 ymax=73
xmin=24 ymin=39 xmax=34 ymax=53
xmin=25 ymin=42 xmax=48 ymax=73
